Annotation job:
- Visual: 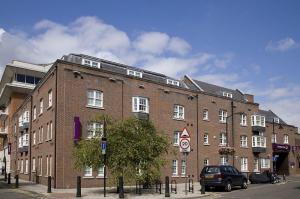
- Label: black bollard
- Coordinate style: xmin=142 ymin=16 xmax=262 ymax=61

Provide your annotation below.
xmin=119 ymin=176 xmax=124 ymax=198
xmin=4 ymin=172 xmax=7 ymax=181
xmin=8 ymin=173 xmax=11 ymax=184
xmin=76 ymin=176 xmax=81 ymax=197
xmin=200 ymin=178 xmax=205 ymax=194
xmin=15 ymin=175 xmax=19 ymax=188
xmin=47 ymin=176 xmax=52 ymax=193
xmin=165 ymin=176 xmax=170 ymax=197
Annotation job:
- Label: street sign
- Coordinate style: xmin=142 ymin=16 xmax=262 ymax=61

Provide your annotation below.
xmin=180 ymin=128 xmax=191 ymax=153
xmin=101 ymin=138 xmax=107 ymax=155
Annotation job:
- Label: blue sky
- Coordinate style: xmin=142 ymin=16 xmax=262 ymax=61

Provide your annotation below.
xmin=0 ymin=0 xmax=299 ymax=127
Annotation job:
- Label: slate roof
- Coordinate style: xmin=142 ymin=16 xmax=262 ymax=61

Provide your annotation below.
xmin=191 ymin=79 xmax=246 ymax=101
xmin=258 ymin=109 xmax=287 ymax=125
xmin=61 ymin=53 xmax=189 ymax=89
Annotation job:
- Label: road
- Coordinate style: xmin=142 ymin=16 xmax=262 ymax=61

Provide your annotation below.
xmin=211 ymin=178 xmax=300 ymax=199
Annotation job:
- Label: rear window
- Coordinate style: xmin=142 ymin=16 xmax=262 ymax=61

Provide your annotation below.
xmin=203 ymin=166 xmax=220 ymax=174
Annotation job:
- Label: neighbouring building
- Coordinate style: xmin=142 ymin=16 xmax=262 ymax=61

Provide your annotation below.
xmin=1 ymin=54 xmax=299 ymax=188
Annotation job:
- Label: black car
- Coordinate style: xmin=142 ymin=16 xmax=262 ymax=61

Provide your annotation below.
xmin=200 ymin=165 xmax=248 ymax=192
xmin=249 ymin=171 xmax=280 ymax=184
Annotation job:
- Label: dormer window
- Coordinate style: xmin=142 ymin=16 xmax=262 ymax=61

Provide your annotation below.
xmin=223 ymin=91 xmax=233 ymax=98
xmin=273 ymin=117 xmax=280 ymax=124
xmin=127 ymin=69 xmax=143 ymax=78
xmin=167 ymin=79 xmax=180 ymax=86
xmin=82 ymin=59 xmax=100 ymax=68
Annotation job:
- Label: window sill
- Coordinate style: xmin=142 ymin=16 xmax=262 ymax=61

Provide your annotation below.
xmin=32 ymin=171 xmax=36 ymax=173
xmin=240 ymin=146 xmax=248 ymax=148
xmin=180 ymin=175 xmax=187 ymax=178
xmin=204 ymin=143 xmax=210 ymax=146
xmin=47 ymin=106 xmax=52 ymax=110
xmin=240 ymin=124 xmax=247 ymax=127
xmin=203 ymin=119 xmax=210 ymax=122
xmin=96 ymin=176 xmax=107 ymax=179
xmin=39 ymin=113 xmax=43 ymax=117
xmin=173 ymin=118 xmax=185 ymax=121
xmin=218 ymin=144 xmax=227 ymax=147
xmin=171 ymin=175 xmax=180 ymax=178
xmin=86 ymin=105 xmax=104 ymax=110
xmin=82 ymin=176 xmax=94 ymax=179
xmin=219 ymin=121 xmax=226 ymax=124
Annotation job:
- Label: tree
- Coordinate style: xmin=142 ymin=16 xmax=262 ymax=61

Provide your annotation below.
xmin=73 ymin=115 xmax=169 ymax=185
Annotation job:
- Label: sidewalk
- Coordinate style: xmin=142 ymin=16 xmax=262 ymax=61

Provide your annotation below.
xmin=0 ymin=175 xmax=210 ymax=199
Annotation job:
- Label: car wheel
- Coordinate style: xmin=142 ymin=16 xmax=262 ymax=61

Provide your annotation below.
xmin=225 ymin=181 xmax=232 ymax=192
xmin=241 ymin=180 xmax=248 ymax=189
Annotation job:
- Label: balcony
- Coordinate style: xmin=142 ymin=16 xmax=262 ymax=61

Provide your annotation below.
xmin=251 ymin=115 xmax=266 ymax=132
xmin=19 ymin=111 xmax=30 ymax=130
xmin=18 ymin=134 xmax=29 ymax=153
xmin=252 ymin=136 xmax=266 ymax=153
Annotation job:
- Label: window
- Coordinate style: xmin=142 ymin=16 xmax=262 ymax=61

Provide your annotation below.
xmin=39 ymin=157 xmax=43 ymax=176
xmin=84 ymin=166 xmax=93 ymax=177
xmin=49 ymin=156 xmax=52 ymax=177
xmin=251 ymin=115 xmax=266 ymax=127
xmin=272 ymin=133 xmax=277 ymax=143
xmin=38 ymin=128 xmax=41 ymax=143
xmin=39 ymin=98 xmax=43 ymax=115
xmin=240 ymin=114 xmax=247 ymax=126
xmin=132 ymin=97 xmax=149 ymax=113
xmin=87 ymin=122 xmax=103 ymax=138
xmin=204 ymin=133 xmax=209 ymax=145
xmin=87 ymin=90 xmax=103 ymax=108
xmin=181 ymin=160 xmax=186 ymax=176
xmin=50 ymin=121 xmax=53 ymax=139
xmin=252 ymin=136 xmax=266 ymax=148
xmin=172 ymin=160 xmax=178 ymax=176
xmin=127 ymin=69 xmax=143 ymax=78
xmin=23 ymin=111 xmax=30 ymax=123
xmin=46 ymin=156 xmax=49 ymax=176
xmin=219 ymin=132 xmax=227 ymax=146
xmin=173 ymin=132 xmax=180 ymax=146
xmin=48 ymin=90 xmax=52 ymax=108
xmin=33 ymin=131 xmax=36 ymax=145
xmin=204 ymin=159 xmax=209 ymax=166
xmin=32 ymin=158 xmax=36 ymax=172
xmin=166 ymin=79 xmax=180 ymax=86
xmin=253 ymin=158 xmax=259 ymax=172
xmin=223 ymin=91 xmax=233 ymax=98
xmin=240 ymin=157 xmax=248 ymax=172
xmin=274 ymin=117 xmax=280 ymax=124
xmin=33 ymin=106 xmax=36 ymax=120
xmin=47 ymin=123 xmax=50 ymax=140
xmin=173 ymin=105 xmax=184 ymax=120
xmin=41 ymin=126 xmax=44 ymax=142
xmin=261 ymin=158 xmax=270 ymax=169
xmin=19 ymin=115 xmax=23 ymax=127
xmin=219 ymin=109 xmax=227 ymax=123
xmin=98 ymin=166 xmax=105 ymax=177
xmin=220 ymin=156 xmax=228 ymax=165
xmin=203 ymin=109 xmax=209 ymax=120
xmin=82 ymin=59 xmax=100 ymax=68
xmin=240 ymin=135 xmax=248 ymax=147
xmin=20 ymin=159 xmax=24 ymax=173
xmin=284 ymin=134 xmax=289 ymax=144
xmin=14 ymin=73 xmax=41 ymax=85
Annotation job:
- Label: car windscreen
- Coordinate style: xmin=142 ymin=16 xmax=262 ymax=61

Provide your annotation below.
xmin=203 ymin=166 xmax=220 ymax=174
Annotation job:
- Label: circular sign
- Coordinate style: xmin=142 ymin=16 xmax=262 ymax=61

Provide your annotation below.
xmin=180 ymin=138 xmax=190 ymax=149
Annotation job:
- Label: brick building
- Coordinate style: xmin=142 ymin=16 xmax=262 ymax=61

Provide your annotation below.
xmin=2 ymin=54 xmax=300 ymax=188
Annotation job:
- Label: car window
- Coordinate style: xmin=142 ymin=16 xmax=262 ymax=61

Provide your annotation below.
xmin=229 ymin=167 xmax=239 ymax=174
xmin=204 ymin=166 xmax=220 ymax=174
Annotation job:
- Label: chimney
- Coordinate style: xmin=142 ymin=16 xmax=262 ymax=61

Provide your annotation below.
xmin=244 ymin=94 xmax=254 ymax=103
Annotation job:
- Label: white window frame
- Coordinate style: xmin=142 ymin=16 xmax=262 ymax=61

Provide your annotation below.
xmin=23 ymin=111 xmax=30 ymax=123
xmin=240 ymin=114 xmax=247 ymax=126
xmin=203 ymin=109 xmax=209 ymax=120
xmin=173 ymin=131 xmax=180 ymax=146
xmin=172 ymin=160 xmax=178 ymax=176
xmin=241 ymin=157 xmax=248 ymax=172
xmin=251 ymin=115 xmax=266 ymax=127
xmin=82 ymin=58 xmax=101 ymax=68
xmin=39 ymin=157 xmax=43 ymax=176
xmin=84 ymin=166 xmax=93 ymax=177
xmin=253 ymin=158 xmax=259 ymax=172
xmin=32 ymin=158 xmax=36 ymax=172
xmin=240 ymin=135 xmax=248 ymax=147
xmin=261 ymin=158 xmax=270 ymax=169
xmin=50 ymin=121 xmax=53 ymax=139
xmin=223 ymin=91 xmax=233 ymax=98
xmin=181 ymin=160 xmax=186 ymax=176
xmin=19 ymin=115 xmax=23 ymax=127
xmin=47 ymin=123 xmax=50 ymax=140
xmin=132 ymin=97 xmax=149 ymax=113
xmin=220 ymin=156 xmax=228 ymax=165
xmin=252 ymin=136 xmax=266 ymax=148
xmin=41 ymin=126 xmax=43 ymax=143
xmin=219 ymin=109 xmax=227 ymax=123
xmin=173 ymin=105 xmax=184 ymax=120
xmin=166 ymin=79 xmax=180 ymax=86
xmin=284 ymin=134 xmax=289 ymax=144
xmin=40 ymin=98 xmax=43 ymax=115
xmin=219 ymin=132 xmax=227 ymax=146
xmin=204 ymin=133 xmax=209 ymax=145
xmin=87 ymin=90 xmax=103 ymax=108
xmin=46 ymin=156 xmax=49 ymax=176
xmin=20 ymin=159 xmax=24 ymax=173
xmin=87 ymin=122 xmax=103 ymax=138
xmin=274 ymin=117 xmax=280 ymax=124
xmin=48 ymin=90 xmax=53 ymax=108
xmin=49 ymin=156 xmax=52 ymax=177
xmin=272 ymin=133 xmax=277 ymax=143
xmin=204 ymin=159 xmax=209 ymax=166
xmin=127 ymin=69 xmax=143 ymax=78
xmin=33 ymin=106 xmax=36 ymax=120
xmin=33 ymin=131 xmax=36 ymax=145
xmin=98 ymin=166 xmax=105 ymax=177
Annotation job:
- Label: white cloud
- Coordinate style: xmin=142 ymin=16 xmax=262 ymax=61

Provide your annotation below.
xmin=167 ymin=37 xmax=191 ymax=55
xmin=266 ymin=37 xmax=297 ymax=52
xmin=0 ymin=28 xmax=5 ymax=42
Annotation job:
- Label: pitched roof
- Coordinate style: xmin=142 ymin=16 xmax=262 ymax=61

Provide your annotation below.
xmin=258 ymin=109 xmax=287 ymax=125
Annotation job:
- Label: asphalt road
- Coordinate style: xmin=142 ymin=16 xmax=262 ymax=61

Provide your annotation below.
xmin=212 ymin=179 xmax=300 ymax=199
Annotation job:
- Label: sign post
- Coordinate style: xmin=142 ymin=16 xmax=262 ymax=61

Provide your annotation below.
xmin=179 ymin=128 xmax=191 ymax=196
xmin=102 ymin=117 xmax=107 ymax=197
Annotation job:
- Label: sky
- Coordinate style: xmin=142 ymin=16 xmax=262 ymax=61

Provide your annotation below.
xmin=0 ymin=0 xmax=299 ymax=128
